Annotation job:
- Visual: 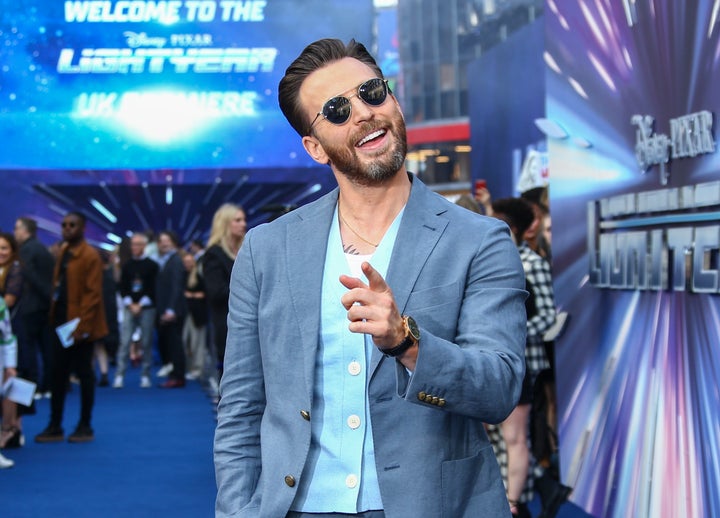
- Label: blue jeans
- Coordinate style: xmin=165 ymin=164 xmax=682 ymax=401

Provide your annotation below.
xmin=115 ymin=306 xmax=156 ymax=377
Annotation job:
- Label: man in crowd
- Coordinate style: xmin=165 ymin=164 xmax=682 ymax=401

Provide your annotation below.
xmin=113 ymin=232 xmax=159 ymax=389
xmin=35 ymin=212 xmax=107 ymax=443
xmin=214 ymin=38 xmax=527 ymax=518
xmin=14 ymin=217 xmax=55 ymax=398
xmin=155 ymin=230 xmax=186 ymax=388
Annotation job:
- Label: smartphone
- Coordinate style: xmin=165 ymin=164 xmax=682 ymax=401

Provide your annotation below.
xmin=474 ymin=179 xmax=487 ymax=194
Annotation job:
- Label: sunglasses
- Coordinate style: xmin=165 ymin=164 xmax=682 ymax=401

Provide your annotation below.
xmin=308 ymin=78 xmax=390 ymax=134
xmin=61 ymin=221 xmax=77 ymax=228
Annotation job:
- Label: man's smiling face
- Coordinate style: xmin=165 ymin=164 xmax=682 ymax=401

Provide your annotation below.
xmin=300 ymin=57 xmax=407 ymax=187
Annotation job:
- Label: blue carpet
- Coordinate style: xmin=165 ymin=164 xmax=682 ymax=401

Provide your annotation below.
xmin=2 ymin=368 xmax=217 ymax=517
xmin=2 ymin=367 xmax=594 ymax=518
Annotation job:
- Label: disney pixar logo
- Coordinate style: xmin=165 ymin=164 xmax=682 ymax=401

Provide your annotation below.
xmin=632 ymin=110 xmax=714 ymax=185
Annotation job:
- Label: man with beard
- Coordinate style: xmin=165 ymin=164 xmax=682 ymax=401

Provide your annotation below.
xmin=214 ymin=39 xmax=527 ymax=518
xmin=35 ymin=212 xmax=107 ymax=443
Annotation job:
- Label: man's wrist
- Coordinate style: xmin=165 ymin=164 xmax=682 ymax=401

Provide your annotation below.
xmin=379 ymin=315 xmax=420 ymax=357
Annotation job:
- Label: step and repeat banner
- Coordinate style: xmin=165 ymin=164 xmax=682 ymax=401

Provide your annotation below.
xmin=547 ymin=2 xmax=720 ymax=517
xmin=0 ymin=0 xmax=373 ymax=169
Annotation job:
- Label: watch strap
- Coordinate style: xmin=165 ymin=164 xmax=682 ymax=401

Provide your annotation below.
xmin=379 ymin=334 xmax=415 ymax=357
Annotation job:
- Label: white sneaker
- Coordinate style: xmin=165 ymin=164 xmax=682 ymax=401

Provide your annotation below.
xmin=0 ymin=452 xmax=14 ymax=469
xmin=156 ymin=363 xmax=173 ymax=377
xmin=112 ymin=375 xmax=124 ymax=388
xmin=140 ymin=376 xmax=151 ymax=388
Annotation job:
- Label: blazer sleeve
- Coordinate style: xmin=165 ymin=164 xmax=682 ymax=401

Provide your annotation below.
xmin=214 ymin=232 xmax=265 ymax=517
xmin=399 ymin=220 xmax=528 ymax=424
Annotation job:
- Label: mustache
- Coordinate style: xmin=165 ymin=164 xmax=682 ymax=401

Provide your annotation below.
xmin=350 ymin=120 xmax=389 ymax=144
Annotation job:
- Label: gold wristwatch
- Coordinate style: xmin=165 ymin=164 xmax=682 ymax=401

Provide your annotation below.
xmin=379 ymin=315 xmax=420 ymax=357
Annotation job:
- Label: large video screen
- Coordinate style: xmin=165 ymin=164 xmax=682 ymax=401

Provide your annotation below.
xmin=0 ymin=0 xmax=374 ymax=169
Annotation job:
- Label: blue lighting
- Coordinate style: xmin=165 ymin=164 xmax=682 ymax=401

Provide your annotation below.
xmin=90 ymin=198 xmax=118 ymax=223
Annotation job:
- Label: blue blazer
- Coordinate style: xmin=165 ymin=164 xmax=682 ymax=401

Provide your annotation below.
xmin=215 ymin=177 xmax=527 ymax=518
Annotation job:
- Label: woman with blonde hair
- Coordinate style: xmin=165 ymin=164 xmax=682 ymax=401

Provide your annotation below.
xmin=201 ymin=203 xmax=246 ymax=379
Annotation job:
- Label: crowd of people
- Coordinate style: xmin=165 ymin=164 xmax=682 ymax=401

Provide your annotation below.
xmin=0 ymin=203 xmax=247 ymax=468
xmin=1 ymin=35 xmax=572 ymax=518
xmin=457 ymin=184 xmax=570 ymax=518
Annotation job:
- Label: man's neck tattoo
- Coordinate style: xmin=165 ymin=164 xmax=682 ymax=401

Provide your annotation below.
xmin=343 ymin=243 xmax=361 ymax=255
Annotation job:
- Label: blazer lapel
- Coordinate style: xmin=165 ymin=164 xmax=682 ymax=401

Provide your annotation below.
xmin=370 ymin=178 xmax=449 ymax=374
xmin=286 ymin=189 xmax=339 ymax=400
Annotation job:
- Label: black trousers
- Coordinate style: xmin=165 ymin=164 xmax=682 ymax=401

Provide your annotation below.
xmin=20 ymin=310 xmax=52 ymax=392
xmin=157 ymin=318 xmax=185 ymax=381
xmin=49 ymin=334 xmax=95 ymax=427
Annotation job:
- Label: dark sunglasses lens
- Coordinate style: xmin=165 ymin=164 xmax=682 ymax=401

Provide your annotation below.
xmin=359 ymin=78 xmax=387 ymax=105
xmin=323 ymin=96 xmax=352 ymax=124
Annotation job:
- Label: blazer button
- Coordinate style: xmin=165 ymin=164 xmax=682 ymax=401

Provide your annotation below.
xmin=417 ymin=391 xmax=427 ymax=401
xmin=431 ymin=396 xmax=439 ymax=405
xmin=300 ymin=410 xmax=311 ymax=421
xmin=284 ymin=475 xmax=296 ymax=487
xmin=438 ymin=398 xmax=446 ymax=407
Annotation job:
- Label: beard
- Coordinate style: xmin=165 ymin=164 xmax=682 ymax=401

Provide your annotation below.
xmin=322 ymin=112 xmax=408 ymax=187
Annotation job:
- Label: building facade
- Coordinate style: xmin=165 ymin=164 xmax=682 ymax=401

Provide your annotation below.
xmin=395 ymin=0 xmax=543 ymax=188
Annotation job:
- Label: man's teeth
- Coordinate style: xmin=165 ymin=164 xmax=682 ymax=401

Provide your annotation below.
xmin=358 ymin=130 xmax=385 ymax=146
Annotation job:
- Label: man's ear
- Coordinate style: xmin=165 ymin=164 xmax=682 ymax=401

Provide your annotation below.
xmin=302 ymin=135 xmax=330 ymax=165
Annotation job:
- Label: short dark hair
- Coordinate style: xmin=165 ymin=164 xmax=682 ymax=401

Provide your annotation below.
xmin=17 ymin=216 xmax=38 ymax=237
xmin=65 ymin=211 xmax=86 ymax=225
xmin=492 ymin=197 xmax=536 ymax=238
xmin=278 ymin=38 xmax=383 ymax=137
xmin=520 ymin=186 xmax=549 ymax=213
xmin=159 ymin=229 xmax=180 ymax=247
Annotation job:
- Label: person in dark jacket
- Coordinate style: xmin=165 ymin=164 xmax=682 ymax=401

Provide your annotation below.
xmin=155 ymin=230 xmax=187 ymax=388
xmin=35 ymin=212 xmax=108 ymax=443
xmin=201 ymin=203 xmax=246 ymax=379
xmin=113 ymin=233 xmax=158 ymax=389
xmin=14 ymin=217 xmax=54 ymax=397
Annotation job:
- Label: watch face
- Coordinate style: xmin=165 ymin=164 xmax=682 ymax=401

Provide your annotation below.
xmin=406 ymin=316 xmax=420 ymax=341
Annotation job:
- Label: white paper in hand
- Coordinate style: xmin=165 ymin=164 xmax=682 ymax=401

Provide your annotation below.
xmin=56 ymin=317 xmax=81 ymax=348
xmin=2 ymin=377 xmax=37 ymax=406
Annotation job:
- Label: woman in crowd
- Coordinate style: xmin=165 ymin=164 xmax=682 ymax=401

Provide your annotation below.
xmin=0 ymin=232 xmax=25 ymax=450
xmin=201 ymin=203 xmax=246 ymax=380
xmin=182 ymin=251 xmax=207 ymax=380
xmin=491 ymin=197 xmax=557 ymax=517
xmin=0 ymin=298 xmax=18 ymax=468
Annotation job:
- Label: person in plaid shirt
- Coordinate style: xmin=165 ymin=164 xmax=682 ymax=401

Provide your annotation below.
xmin=0 ymin=298 xmax=18 ymax=468
xmin=491 ymin=197 xmax=557 ymax=517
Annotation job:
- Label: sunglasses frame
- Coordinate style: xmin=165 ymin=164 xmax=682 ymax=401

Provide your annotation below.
xmin=308 ymin=78 xmax=390 ymax=135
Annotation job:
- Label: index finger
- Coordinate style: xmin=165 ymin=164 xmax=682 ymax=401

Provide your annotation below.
xmin=361 ymin=261 xmax=390 ymax=293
